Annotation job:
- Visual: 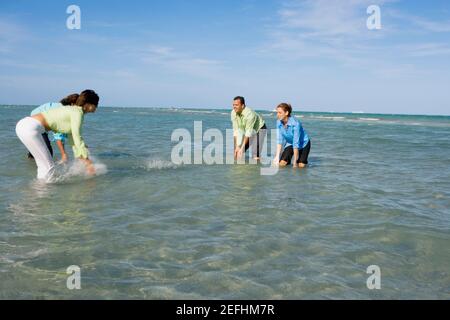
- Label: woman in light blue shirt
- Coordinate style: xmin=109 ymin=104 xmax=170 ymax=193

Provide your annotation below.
xmin=27 ymin=94 xmax=78 ymax=162
xmin=273 ymin=103 xmax=311 ymax=168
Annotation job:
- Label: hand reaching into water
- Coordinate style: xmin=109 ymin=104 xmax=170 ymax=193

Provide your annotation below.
xmin=60 ymin=154 xmax=68 ymax=163
xmin=86 ymin=164 xmax=96 ymax=176
xmin=79 ymin=157 xmax=96 ymax=176
xmin=234 ymin=147 xmax=244 ymax=160
xmin=273 ymin=157 xmax=280 ymax=166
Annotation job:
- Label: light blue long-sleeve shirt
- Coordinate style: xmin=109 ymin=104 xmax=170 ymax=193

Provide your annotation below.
xmin=277 ymin=116 xmax=310 ymax=150
xmin=30 ymin=102 xmax=68 ymax=143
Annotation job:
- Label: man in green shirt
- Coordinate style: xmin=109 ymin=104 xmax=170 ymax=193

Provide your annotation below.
xmin=231 ymin=96 xmax=267 ymax=161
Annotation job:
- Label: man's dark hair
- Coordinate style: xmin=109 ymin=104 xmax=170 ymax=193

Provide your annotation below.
xmin=233 ymin=96 xmax=245 ymax=105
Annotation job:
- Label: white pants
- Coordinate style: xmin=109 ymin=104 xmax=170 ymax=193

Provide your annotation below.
xmin=16 ymin=117 xmax=55 ymax=181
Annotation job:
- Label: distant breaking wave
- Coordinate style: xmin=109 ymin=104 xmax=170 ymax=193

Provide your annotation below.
xmin=311 ymin=116 xmax=346 ymax=120
xmin=358 ymin=117 xmax=380 ymax=121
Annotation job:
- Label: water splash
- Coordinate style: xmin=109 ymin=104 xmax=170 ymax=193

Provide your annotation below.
xmin=50 ymin=156 xmax=108 ymax=183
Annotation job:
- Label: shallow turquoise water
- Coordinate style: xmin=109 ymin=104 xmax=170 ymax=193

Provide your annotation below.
xmin=1 ymin=105 xmax=449 ymax=299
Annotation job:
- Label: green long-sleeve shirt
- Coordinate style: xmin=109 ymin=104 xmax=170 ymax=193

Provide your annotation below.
xmin=42 ymin=106 xmax=89 ymax=159
xmin=231 ymin=107 xmax=265 ymax=146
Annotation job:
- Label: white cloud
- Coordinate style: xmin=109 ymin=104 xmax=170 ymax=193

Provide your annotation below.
xmin=264 ymin=0 xmax=393 ymax=62
xmin=387 ymin=10 xmax=450 ymax=33
xmin=137 ymin=45 xmax=227 ymax=78
xmin=277 ymin=0 xmax=393 ymax=38
xmin=279 ymin=0 xmax=368 ymax=37
xmin=414 ymin=18 xmax=450 ymax=33
xmin=0 ymin=18 xmax=28 ymax=54
xmin=261 ymin=0 xmax=450 ymax=76
xmin=400 ymin=43 xmax=450 ymax=57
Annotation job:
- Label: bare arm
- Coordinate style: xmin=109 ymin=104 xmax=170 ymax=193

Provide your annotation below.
xmin=237 ymin=136 xmax=250 ymax=159
xmin=234 ymin=136 xmax=238 ymax=159
xmin=241 ymin=136 xmax=250 ymax=150
xmin=273 ymin=144 xmax=283 ymax=165
xmin=55 ymin=140 xmax=68 ymax=162
xmin=292 ymin=148 xmax=299 ymax=168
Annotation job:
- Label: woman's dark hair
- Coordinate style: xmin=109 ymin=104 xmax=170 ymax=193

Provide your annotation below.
xmin=60 ymin=93 xmax=79 ymax=106
xmin=75 ymin=89 xmax=99 ymax=107
xmin=234 ymin=96 xmax=245 ymax=105
xmin=277 ymin=103 xmax=292 ymax=117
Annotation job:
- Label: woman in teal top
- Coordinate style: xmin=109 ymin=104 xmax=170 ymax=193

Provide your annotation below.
xmin=27 ymin=94 xmax=78 ymax=162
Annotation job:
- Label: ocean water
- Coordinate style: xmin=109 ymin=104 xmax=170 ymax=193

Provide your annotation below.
xmin=0 ymin=105 xmax=449 ymax=299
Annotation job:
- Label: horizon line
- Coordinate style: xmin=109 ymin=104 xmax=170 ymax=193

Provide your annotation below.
xmin=1 ymin=103 xmax=449 ymax=117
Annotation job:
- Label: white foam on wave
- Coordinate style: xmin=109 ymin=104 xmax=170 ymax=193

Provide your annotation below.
xmin=358 ymin=117 xmax=380 ymax=121
xmin=167 ymin=109 xmax=219 ymax=115
xmin=313 ymin=116 xmax=347 ymax=120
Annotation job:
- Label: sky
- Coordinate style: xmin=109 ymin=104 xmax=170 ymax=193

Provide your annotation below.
xmin=1 ymin=0 xmax=450 ymax=115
